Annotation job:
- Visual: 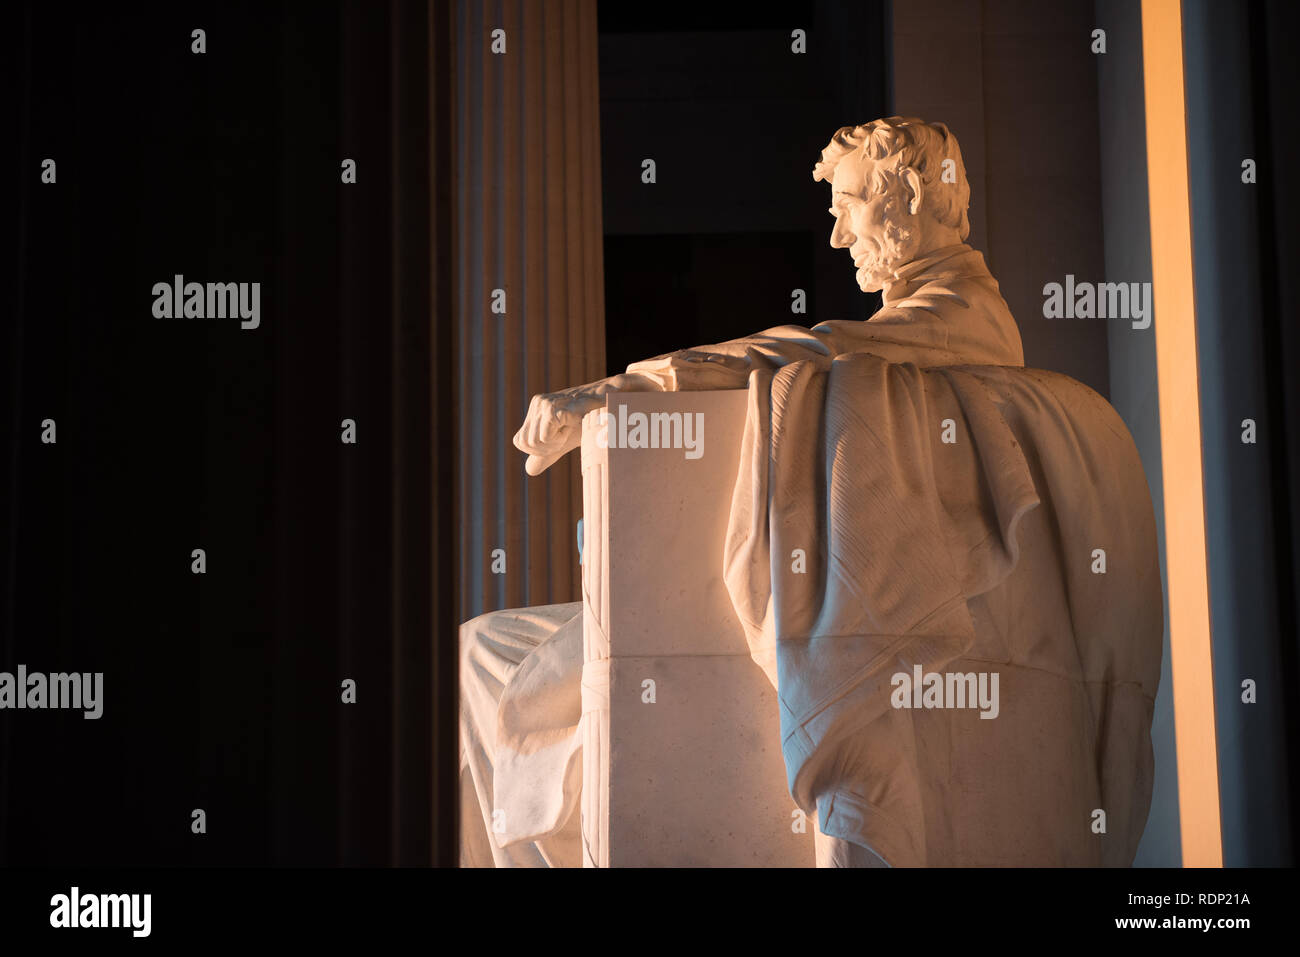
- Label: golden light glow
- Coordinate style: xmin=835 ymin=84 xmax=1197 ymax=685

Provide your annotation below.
xmin=1141 ymin=0 xmax=1223 ymax=867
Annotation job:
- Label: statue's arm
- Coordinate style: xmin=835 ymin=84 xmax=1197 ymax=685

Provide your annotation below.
xmin=513 ymin=323 xmax=846 ymax=475
xmin=616 ymin=299 xmax=954 ymax=391
xmin=623 ymin=324 xmax=839 ymax=391
xmin=514 ymin=293 xmax=963 ymax=475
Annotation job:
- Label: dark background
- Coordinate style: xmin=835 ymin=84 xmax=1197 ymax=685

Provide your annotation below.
xmin=600 ymin=0 xmax=889 ymax=375
xmin=4 ymin=0 xmax=456 ymax=866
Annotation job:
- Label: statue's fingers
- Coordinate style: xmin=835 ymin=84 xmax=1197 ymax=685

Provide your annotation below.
xmin=525 ymin=449 xmax=565 ymax=476
xmin=537 ymin=401 xmax=571 ymax=446
xmin=515 ymin=398 xmax=552 ymax=452
xmin=513 ymin=395 xmax=545 ymax=448
xmin=524 ymin=428 xmax=584 ymax=476
xmin=513 ymin=421 xmax=540 ymax=454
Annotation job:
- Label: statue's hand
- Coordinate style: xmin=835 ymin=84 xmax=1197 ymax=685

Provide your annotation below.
xmin=514 ymin=388 xmax=608 ymax=476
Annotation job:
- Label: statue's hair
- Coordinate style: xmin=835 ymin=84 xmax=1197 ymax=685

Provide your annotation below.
xmin=812 ymin=116 xmax=970 ymax=241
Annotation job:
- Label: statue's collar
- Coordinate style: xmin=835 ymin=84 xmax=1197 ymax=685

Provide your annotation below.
xmin=883 ymin=243 xmax=981 ymax=304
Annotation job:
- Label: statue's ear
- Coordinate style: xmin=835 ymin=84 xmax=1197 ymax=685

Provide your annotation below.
xmin=901 ymin=167 xmax=924 ymax=216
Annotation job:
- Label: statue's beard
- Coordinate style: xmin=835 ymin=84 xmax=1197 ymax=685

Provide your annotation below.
xmin=853 ymin=203 xmax=920 ymax=293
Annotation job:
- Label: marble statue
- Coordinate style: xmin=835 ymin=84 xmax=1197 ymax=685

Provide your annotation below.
xmin=460 ymin=116 xmax=1163 ymax=867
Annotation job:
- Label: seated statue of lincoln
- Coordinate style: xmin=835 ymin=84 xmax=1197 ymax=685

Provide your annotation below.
xmin=459 ymin=116 xmax=1162 ymax=868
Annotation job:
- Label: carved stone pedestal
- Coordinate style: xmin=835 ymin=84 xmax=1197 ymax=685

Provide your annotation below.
xmin=578 ymin=390 xmax=815 ymax=867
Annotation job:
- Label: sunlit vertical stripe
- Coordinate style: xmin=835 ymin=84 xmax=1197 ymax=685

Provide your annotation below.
xmin=1141 ymin=0 xmax=1223 ymax=867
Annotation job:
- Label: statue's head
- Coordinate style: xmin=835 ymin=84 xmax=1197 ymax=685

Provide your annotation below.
xmin=813 ymin=116 xmax=970 ymax=292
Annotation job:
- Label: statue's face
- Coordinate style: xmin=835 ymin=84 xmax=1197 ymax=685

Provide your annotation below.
xmin=827 ymin=155 xmax=919 ymax=293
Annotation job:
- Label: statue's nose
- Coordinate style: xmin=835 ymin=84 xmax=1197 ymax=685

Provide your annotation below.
xmin=831 ymin=217 xmax=853 ymax=248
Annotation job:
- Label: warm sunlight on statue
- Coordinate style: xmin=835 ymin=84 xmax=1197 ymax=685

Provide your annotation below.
xmin=461 ymin=117 xmax=1163 ymax=868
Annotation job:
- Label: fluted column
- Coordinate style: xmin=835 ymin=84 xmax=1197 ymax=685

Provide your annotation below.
xmin=455 ymin=0 xmax=606 ymax=621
